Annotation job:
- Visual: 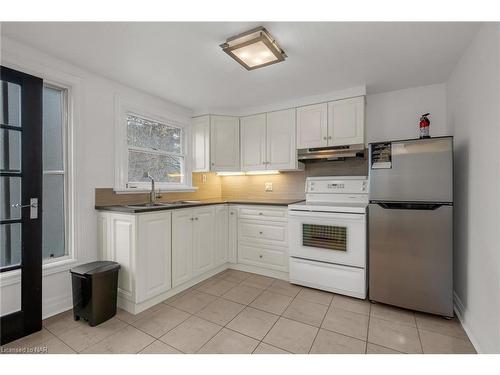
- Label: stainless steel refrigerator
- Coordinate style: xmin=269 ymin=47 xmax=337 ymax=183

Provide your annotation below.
xmin=368 ymin=136 xmax=453 ymax=317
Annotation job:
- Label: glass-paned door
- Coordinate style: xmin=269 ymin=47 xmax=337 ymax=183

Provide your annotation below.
xmin=0 ymin=66 xmax=43 ymax=345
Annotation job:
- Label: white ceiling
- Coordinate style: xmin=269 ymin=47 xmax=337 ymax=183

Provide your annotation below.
xmin=2 ymin=22 xmax=480 ymax=113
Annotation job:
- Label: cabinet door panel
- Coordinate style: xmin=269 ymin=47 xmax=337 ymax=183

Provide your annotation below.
xmin=228 ymin=207 xmax=238 ymax=263
xmin=296 ymin=103 xmax=328 ymax=149
xmin=328 ymin=96 xmax=365 ymax=146
xmin=266 ymin=109 xmax=297 ymax=170
xmin=137 ymin=212 xmax=172 ymax=302
xmin=210 ymin=115 xmax=240 ymax=171
xmin=172 ymin=210 xmax=193 ymax=287
xmin=109 ymin=214 xmax=136 ymax=300
xmin=240 ymin=114 xmax=267 ymax=171
xmin=192 ymin=116 xmax=210 ymax=172
xmin=192 ymin=207 xmax=215 ymax=276
xmin=215 ymin=205 xmax=229 ymax=266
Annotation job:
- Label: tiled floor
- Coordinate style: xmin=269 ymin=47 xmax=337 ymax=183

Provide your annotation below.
xmin=1 ymin=269 xmax=476 ymax=354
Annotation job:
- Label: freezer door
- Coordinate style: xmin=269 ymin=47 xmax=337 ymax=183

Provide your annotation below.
xmin=369 ymin=137 xmax=453 ymax=203
xmin=368 ymin=203 xmax=453 ymax=317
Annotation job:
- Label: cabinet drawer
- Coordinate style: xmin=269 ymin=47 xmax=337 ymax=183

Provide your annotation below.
xmin=238 ymin=243 xmax=288 ymax=272
xmin=238 ymin=207 xmax=287 ymax=221
xmin=239 ymin=219 xmax=288 ymax=247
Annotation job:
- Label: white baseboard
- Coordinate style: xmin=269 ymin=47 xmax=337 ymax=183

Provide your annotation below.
xmin=42 ymin=294 xmax=73 ymax=320
xmin=453 ymin=291 xmax=482 ymax=354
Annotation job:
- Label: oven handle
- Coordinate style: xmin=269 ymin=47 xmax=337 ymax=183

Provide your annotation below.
xmin=288 ymin=209 xmax=366 ymax=221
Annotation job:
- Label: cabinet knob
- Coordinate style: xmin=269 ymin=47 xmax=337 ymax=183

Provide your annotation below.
xmin=259 ymin=254 xmax=263 ymax=259
xmin=211 ymin=162 xmax=214 ymax=166
xmin=259 ymin=212 xmax=263 ymax=215
xmin=195 ymin=217 xmax=198 ymax=220
xmin=259 ymin=231 xmax=263 ymax=235
xmin=323 ymin=136 xmax=327 ymax=140
xmin=328 ymin=136 xmax=332 ymax=139
xmin=230 ymin=212 xmax=234 ymax=215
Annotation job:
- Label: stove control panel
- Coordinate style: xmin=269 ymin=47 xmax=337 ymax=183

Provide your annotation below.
xmin=306 ymin=177 xmax=368 ymax=194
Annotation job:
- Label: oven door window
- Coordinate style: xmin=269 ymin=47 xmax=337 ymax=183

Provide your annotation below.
xmin=302 ymin=224 xmax=347 ymax=251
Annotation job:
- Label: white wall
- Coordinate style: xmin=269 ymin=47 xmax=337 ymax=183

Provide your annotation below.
xmin=366 ymin=83 xmax=448 ymax=144
xmin=446 ymin=24 xmax=500 ymax=354
xmin=0 ymin=37 xmax=192 ymax=318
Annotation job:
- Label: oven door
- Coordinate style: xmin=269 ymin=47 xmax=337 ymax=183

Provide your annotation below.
xmin=288 ymin=210 xmax=366 ymax=268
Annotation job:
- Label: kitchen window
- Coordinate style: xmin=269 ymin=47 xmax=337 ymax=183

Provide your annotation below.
xmin=42 ymin=84 xmax=70 ymax=262
xmin=124 ymin=113 xmax=190 ymax=190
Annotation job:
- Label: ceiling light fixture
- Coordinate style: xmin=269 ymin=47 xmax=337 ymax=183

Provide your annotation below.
xmin=220 ymin=26 xmax=287 ymax=71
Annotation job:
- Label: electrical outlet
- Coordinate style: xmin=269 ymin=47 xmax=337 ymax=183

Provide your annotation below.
xmin=265 ymin=182 xmax=273 ymax=192
xmin=202 ymin=174 xmax=207 ymax=183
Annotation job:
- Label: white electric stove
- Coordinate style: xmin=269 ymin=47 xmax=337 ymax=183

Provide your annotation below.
xmin=288 ymin=176 xmax=369 ymax=299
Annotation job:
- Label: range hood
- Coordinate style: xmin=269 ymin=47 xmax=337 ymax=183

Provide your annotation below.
xmin=298 ymin=144 xmax=365 ymax=162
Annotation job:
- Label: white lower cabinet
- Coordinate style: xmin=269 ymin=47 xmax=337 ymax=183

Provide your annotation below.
xmin=98 ymin=203 xmax=288 ymax=313
xmin=228 ymin=207 xmax=238 ymax=263
xmin=215 ymin=205 xmax=229 ymax=265
xmin=237 ymin=205 xmax=289 ymax=273
xmin=192 ymin=207 xmax=216 ymax=277
xmin=172 ymin=209 xmax=194 ymax=287
xmin=172 ymin=205 xmax=228 ymax=288
xmin=98 ymin=211 xmax=172 ymax=307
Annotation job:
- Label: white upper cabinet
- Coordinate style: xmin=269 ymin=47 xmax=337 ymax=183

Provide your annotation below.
xmin=210 ymin=115 xmax=240 ymax=171
xmin=240 ymin=109 xmax=299 ymax=171
xmin=297 ymin=97 xmax=365 ymax=149
xmin=296 ymin=103 xmax=328 ymax=149
xmin=192 ymin=115 xmax=210 ymax=172
xmin=266 ymin=109 xmax=297 ymax=170
xmin=240 ymin=113 xmax=267 ymax=171
xmin=328 ymin=96 xmax=365 ymax=146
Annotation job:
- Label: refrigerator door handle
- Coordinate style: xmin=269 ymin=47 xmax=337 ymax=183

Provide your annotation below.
xmin=373 ymin=202 xmax=449 ymax=210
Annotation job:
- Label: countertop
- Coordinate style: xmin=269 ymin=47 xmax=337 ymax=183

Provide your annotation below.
xmin=95 ymin=198 xmax=304 ymax=213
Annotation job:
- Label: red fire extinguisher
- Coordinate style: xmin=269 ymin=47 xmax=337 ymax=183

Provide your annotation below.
xmin=419 ymin=113 xmax=430 ymax=139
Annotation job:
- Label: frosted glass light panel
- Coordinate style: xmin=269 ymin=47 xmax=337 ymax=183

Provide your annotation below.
xmin=127 ymin=115 xmax=181 ymax=153
xmin=0 ymin=81 xmax=22 ymax=127
xmin=0 ymin=129 xmax=21 ymax=172
xmin=0 ymin=176 xmax=21 ymax=221
xmin=128 ymin=150 xmax=182 ymax=183
xmin=0 ymin=223 xmax=22 ymax=269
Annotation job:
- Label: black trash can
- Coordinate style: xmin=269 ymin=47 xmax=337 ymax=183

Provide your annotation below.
xmin=70 ymin=261 xmax=120 ymax=327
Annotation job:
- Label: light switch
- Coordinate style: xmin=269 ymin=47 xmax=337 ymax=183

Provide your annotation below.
xmin=202 ymin=174 xmax=207 ymax=183
xmin=265 ymin=182 xmax=273 ymax=192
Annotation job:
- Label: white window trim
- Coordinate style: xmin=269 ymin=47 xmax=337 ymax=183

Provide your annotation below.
xmin=41 ymin=81 xmax=77 ymax=270
xmin=114 ymin=95 xmax=195 ymax=193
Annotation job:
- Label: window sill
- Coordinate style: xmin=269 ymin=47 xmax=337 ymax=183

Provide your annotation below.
xmin=43 ymin=257 xmax=78 ymax=276
xmin=0 ymin=258 xmax=78 ymax=285
xmin=113 ymin=186 xmax=198 ymax=194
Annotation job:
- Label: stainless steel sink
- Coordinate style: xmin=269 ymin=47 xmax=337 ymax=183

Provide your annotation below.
xmin=125 ymin=202 xmax=178 ymax=209
xmin=124 ymin=200 xmax=203 ymax=209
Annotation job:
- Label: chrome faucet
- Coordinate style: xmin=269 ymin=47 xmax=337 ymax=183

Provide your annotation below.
xmin=144 ymin=172 xmax=157 ymax=205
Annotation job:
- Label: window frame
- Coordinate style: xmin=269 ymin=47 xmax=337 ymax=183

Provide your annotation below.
xmin=114 ymin=97 xmax=193 ymax=192
xmin=41 ymin=81 xmax=75 ymax=267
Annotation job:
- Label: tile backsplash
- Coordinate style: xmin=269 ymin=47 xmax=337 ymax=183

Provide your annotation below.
xmin=95 ymin=158 xmax=368 ymax=206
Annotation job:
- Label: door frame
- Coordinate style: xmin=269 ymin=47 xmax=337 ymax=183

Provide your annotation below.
xmin=1 ymin=66 xmax=43 ymax=345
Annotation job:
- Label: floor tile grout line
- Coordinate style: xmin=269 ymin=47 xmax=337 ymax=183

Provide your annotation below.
xmin=365 ymin=300 xmax=373 ymax=353
xmin=36 ymin=269 xmax=472 ymax=354
xmin=307 ymin=292 xmax=334 ymax=353
xmin=413 ymin=312 xmax=425 ymax=354
xmin=417 ymin=327 xmax=473 ymax=343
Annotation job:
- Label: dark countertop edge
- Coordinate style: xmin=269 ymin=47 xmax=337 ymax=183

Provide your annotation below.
xmin=95 ymin=199 xmax=305 ymax=213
